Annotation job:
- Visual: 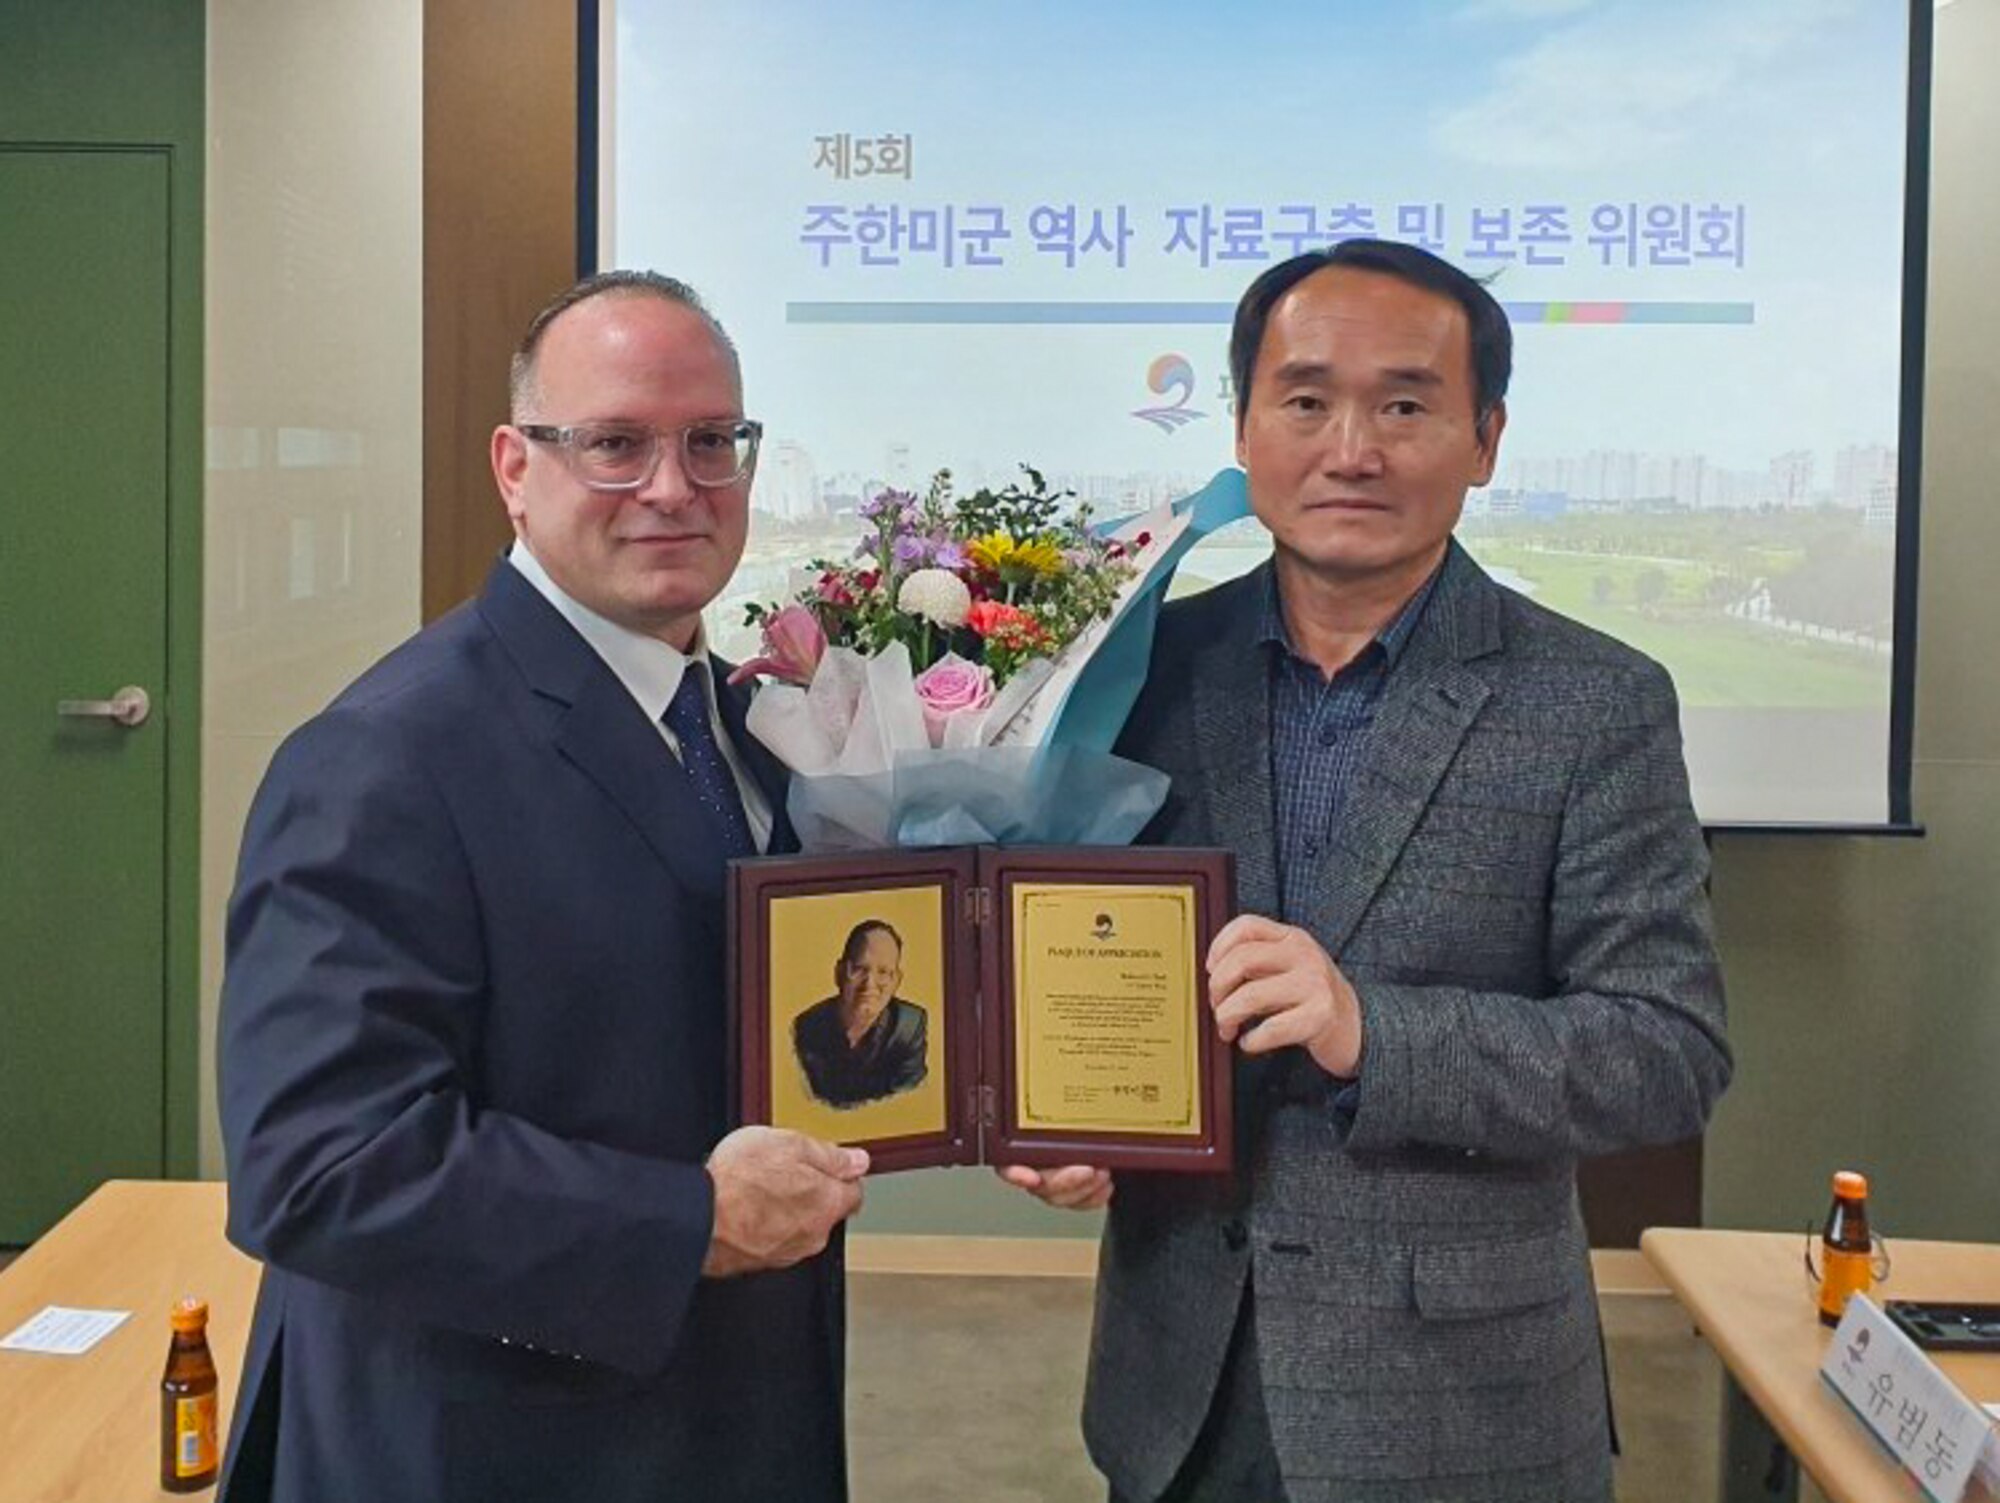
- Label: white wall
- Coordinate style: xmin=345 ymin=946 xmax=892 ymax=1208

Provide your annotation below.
xmin=200 ymin=0 xmax=424 ymax=1174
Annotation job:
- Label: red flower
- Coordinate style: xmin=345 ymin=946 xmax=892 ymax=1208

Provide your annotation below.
xmin=1005 ymin=620 xmax=1055 ymax=652
xmin=967 ymin=600 xmax=1032 ymax=638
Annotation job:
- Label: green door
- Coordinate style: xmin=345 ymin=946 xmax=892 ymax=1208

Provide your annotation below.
xmin=0 ymin=148 xmax=172 ymax=1241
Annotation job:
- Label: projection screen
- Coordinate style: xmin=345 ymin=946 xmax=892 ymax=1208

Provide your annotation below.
xmin=595 ymin=0 xmax=1928 ymax=828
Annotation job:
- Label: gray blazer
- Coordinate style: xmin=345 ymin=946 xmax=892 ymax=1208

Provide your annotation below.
xmin=1086 ymin=544 xmax=1731 ymax=1503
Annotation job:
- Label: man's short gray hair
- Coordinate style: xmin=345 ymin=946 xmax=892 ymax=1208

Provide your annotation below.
xmin=507 ymin=270 xmax=739 ymax=418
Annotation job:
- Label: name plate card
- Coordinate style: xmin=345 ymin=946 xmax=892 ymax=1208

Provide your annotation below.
xmin=1822 ymin=1294 xmax=2000 ymax=1503
xmin=730 ymin=845 xmax=1234 ymax=1174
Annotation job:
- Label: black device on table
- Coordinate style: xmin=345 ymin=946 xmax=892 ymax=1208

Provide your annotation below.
xmin=1883 ymin=1300 xmax=2000 ymax=1352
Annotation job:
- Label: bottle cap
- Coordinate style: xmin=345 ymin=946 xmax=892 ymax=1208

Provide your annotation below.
xmin=170 ymin=1297 xmax=208 ymax=1332
xmin=1833 ymin=1170 xmax=1869 ymax=1198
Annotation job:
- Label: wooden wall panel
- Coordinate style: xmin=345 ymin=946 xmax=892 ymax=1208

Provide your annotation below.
xmin=422 ymin=0 xmax=578 ymax=620
xmin=1580 ymin=1140 xmax=1705 ymax=1249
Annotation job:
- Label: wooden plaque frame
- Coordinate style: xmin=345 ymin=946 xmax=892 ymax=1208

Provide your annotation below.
xmin=730 ymin=846 xmax=1234 ymax=1173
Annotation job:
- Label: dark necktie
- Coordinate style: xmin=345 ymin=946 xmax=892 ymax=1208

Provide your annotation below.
xmin=662 ymin=661 xmax=756 ymax=858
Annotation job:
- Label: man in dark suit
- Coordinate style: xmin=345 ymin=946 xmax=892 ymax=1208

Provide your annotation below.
xmin=217 ymin=271 xmax=869 ymax=1503
xmin=792 ymin=919 xmax=929 ymax=1108
xmin=1007 ymin=241 xmax=1731 ymax=1501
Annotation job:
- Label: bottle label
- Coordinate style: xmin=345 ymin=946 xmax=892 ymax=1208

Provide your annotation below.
xmin=175 ymin=1393 xmax=217 ymax=1478
xmin=1818 ymin=1244 xmax=1872 ymax=1320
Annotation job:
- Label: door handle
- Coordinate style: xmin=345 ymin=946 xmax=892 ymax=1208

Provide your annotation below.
xmin=56 ymin=685 xmax=151 ymax=727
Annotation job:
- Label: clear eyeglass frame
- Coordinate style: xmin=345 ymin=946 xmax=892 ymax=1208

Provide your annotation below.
xmin=518 ymin=419 xmax=763 ymax=491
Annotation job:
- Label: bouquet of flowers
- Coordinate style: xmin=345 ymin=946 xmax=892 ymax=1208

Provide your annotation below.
xmin=731 ymin=465 xmax=1239 ymax=851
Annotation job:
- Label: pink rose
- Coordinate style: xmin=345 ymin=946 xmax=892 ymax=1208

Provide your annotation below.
xmin=913 ymin=653 xmax=994 ymax=746
xmin=727 ymin=604 xmax=826 ymax=687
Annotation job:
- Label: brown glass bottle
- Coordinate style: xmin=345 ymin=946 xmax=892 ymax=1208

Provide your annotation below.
xmin=1817 ymin=1170 xmax=1873 ymax=1326
xmin=160 ymin=1297 xmax=220 ymax=1491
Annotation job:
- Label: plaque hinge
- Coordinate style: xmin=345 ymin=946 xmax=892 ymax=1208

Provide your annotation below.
xmin=977 ymin=1083 xmax=999 ymax=1128
xmin=964 ymin=884 xmax=993 ymax=927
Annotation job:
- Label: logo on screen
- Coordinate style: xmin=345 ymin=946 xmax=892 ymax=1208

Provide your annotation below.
xmin=1132 ymin=354 xmax=1208 ymax=434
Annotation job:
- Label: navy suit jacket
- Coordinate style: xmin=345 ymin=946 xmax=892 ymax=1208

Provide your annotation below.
xmin=216 ymin=561 xmax=844 ymax=1503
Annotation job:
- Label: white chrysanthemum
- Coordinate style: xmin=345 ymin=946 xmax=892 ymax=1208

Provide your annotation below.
xmin=896 ymin=567 xmax=972 ymax=628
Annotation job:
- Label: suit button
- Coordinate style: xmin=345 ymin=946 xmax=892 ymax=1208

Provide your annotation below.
xmin=1222 ymin=1219 xmax=1249 ymax=1251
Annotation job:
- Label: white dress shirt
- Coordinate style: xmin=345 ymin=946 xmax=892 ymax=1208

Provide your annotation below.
xmin=508 ymin=540 xmax=775 ymax=852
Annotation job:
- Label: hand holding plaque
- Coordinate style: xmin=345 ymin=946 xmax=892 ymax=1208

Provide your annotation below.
xmin=730 ymin=847 xmax=1234 ymax=1173
xmin=1207 ymin=913 xmax=1364 ymax=1077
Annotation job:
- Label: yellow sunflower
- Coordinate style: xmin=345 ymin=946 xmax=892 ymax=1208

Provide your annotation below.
xmin=969 ymin=531 xmax=1064 ymax=579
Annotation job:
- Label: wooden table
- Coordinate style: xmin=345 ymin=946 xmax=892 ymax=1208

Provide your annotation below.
xmin=0 ymin=1180 xmax=259 ymax=1502
xmin=1642 ymin=1227 xmax=2000 ymax=1503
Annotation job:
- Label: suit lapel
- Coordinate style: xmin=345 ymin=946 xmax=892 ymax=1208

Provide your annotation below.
xmin=552 ymin=672 xmax=732 ymax=898
xmin=1303 ymin=543 xmax=1502 ymax=956
xmin=478 ymin=561 xmax=732 ymax=899
xmin=1189 ymin=570 xmax=1280 ymax=919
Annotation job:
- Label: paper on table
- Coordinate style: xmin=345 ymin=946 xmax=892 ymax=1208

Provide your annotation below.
xmin=0 ymin=1304 xmax=131 ymax=1355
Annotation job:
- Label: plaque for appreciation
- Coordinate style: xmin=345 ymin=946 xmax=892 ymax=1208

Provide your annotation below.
xmin=729 ymin=846 xmax=1234 ymax=1173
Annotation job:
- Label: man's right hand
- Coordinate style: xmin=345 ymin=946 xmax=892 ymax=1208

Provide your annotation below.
xmin=996 ymin=1164 xmax=1114 ymax=1211
xmin=703 ymin=1126 xmax=869 ymax=1277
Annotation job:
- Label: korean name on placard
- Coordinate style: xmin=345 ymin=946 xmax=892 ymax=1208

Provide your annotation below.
xmin=1821 ymin=1295 xmax=1997 ymax=1503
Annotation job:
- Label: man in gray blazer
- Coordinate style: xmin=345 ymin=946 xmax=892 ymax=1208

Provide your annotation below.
xmin=1006 ymin=240 xmax=1730 ymax=1501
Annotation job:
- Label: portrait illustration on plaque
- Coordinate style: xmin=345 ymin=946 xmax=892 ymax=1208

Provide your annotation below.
xmin=757 ymin=882 xmax=952 ymax=1150
xmin=792 ymin=919 xmax=930 ymax=1109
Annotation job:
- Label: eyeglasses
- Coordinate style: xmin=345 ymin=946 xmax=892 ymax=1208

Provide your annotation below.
xmin=518 ymin=419 xmax=763 ymax=490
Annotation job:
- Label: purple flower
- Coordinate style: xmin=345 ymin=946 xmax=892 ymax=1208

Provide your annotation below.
xmin=930 ymin=539 xmax=969 ymax=572
xmin=861 ymin=487 xmax=919 ymax=523
xmin=892 ymin=534 xmax=930 ymax=568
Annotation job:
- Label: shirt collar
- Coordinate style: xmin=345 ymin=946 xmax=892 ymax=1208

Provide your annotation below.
xmin=507 ymin=539 xmax=710 ymax=722
xmin=1256 ymin=558 xmax=1443 ymax=672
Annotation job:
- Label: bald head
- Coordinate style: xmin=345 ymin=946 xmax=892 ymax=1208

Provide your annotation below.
xmin=509 ymin=270 xmax=739 ymax=420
